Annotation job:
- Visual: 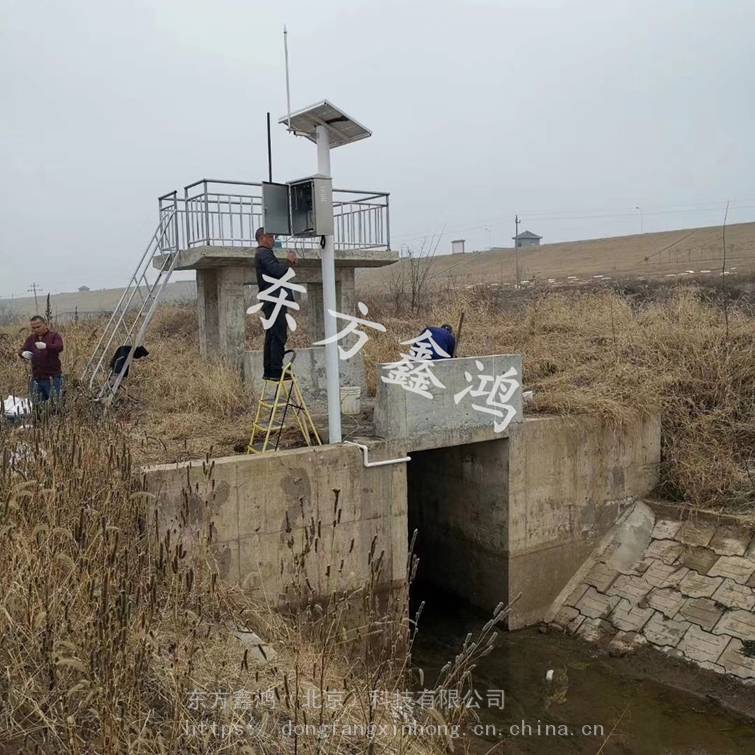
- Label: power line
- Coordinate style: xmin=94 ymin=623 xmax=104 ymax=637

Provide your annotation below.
xmin=390 ymin=200 xmax=755 ymax=246
xmin=514 ymin=214 xmax=520 ymax=287
xmin=27 ymin=282 xmax=41 ymax=312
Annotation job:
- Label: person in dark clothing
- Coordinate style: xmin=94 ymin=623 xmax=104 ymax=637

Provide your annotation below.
xmin=420 ymin=324 xmax=456 ymax=359
xmin=109 ymin=345 xmax=149 ymax=382
xmin=18 ymin=315 xmax=64 ymax=405
xmin=254 ymin=227 xmax=297 ymax=380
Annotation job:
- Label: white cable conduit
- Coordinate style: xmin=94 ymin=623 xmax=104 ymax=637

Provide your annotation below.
xmin=343 ymin=441 xmax=411 ymax=468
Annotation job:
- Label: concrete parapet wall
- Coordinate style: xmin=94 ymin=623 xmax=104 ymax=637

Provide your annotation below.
xmin=374 ymin=354 xmax=523 ymax=438
xmin=143 ymin=443 xmax=407 ymax=604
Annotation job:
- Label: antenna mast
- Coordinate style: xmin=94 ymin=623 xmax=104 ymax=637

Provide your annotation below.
xmin=283 ymin=25 xmax=292 ymax=131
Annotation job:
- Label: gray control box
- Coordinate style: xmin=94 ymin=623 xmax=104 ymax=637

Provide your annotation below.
xmin=261 ymin=175 xmax=333 ymax=238
xmin=290 ymin=176 xmax=333 ymax=236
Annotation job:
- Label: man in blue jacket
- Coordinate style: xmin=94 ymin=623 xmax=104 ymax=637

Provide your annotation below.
xmin=254 ymin=227 xmax=297 ymax=380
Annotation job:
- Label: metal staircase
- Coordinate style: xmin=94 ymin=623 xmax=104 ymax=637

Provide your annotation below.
xmin=81 ymin=209 xmax=181 ymax=403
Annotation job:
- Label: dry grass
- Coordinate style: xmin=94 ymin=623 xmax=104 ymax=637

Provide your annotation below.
xmin=2 ymin=282 xmax=752 ymax=511
xmin=1 ymin=279 xmax=752 ymax=750
xmin=1 ymin=307 xmax=258 ymax=464
xmin=0 ymin=405 xmax=502 ymax=753
xmin=363 ymin=283 xmax=754 ymax=512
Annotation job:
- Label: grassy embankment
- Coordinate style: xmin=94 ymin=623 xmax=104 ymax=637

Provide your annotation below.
xmin=1 ymin=279 xmax=752 ymax=751
xmin=1 ymin=280 xmax=753 ymax=511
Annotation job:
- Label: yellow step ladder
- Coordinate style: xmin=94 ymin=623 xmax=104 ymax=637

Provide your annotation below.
xmin=247 ymin=353 xmax=322 ymax=454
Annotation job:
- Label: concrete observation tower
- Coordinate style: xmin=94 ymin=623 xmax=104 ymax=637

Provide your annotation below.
xmin=153 ymin=101 xmax=397 ymax=439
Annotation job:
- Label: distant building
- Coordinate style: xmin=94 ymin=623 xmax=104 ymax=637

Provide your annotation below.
xmin=513 ymin=230 xmax=542 ymax=248
xmin=451 ymin=239 xmax=465 ymax=254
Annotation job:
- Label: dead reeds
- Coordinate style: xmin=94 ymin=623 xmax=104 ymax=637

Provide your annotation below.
xmin=1 ymin=282 xmax=751 ymax=510
xmin=364 ymin=284 xmax=754 ymax=512
xmin=0 ymin=406 xmax=500 ymax=753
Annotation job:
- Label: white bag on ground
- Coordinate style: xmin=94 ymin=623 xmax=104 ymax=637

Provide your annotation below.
xmin=3 ymin=395 xmax=32 ymax=418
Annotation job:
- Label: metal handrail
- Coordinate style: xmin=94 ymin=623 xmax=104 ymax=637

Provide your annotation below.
xmin=182 ymin=178 xmax=390 ymax=196
xmin=157 ymin=179 xmax=391 ymax=252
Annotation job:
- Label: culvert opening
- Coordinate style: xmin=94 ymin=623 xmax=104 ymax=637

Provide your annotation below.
xmin=406 ymin=438 xmax=510 ymax=615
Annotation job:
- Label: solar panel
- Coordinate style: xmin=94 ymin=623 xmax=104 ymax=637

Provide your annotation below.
xmin=278 ymin=100 xmax=371 ymax=149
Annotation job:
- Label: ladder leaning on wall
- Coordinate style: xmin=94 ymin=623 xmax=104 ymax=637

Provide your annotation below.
xmin=81 ymin=209 xmax=181 ymax=404
xmin=247 ymin=352 xmax=322 ymax=454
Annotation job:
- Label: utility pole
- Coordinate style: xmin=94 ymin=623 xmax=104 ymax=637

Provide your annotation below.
xmin=27 ymin=282 xmax=40 ymax=312
xmin=280 ymin=98 xmax=371 ymax=445
xmin=316 ymin=124 xmax=341 ymax=443
xmin=514 ymin=215 xmax=521 ymax=287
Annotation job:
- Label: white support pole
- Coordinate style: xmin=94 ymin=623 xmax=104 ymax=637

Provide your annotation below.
xmin=316 ymin=125 xmax=342 ymax=443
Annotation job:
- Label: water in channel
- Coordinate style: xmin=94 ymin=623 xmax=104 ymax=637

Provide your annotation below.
xmin=410 ymin=589 xmax=755 ymax=754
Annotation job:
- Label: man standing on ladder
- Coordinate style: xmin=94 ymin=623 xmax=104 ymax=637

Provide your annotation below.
xmin=254 ymin=227 xmax=297 ymax=380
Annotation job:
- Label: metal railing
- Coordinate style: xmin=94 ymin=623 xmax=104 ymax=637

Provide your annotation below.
xmin=157 ymin=179 xmax=390 ymax=252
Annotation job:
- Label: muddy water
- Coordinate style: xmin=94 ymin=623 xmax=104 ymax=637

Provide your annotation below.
xmin=411 ymin=592 xmax=755 ymax=754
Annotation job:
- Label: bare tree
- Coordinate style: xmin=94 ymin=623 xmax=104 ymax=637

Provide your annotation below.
xmin=386 ymin=262 xmax=407 ymax=313
xmin=385 ymin=233 xmax=442 ymax=315
xmin=406 ymin=232 xmax=443 ymax=314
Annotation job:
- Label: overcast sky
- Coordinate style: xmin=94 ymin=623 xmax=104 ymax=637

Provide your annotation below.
xmin=2 ymin=0 xmax=754 ymax=295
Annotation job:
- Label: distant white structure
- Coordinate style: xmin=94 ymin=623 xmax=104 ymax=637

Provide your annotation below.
xmin=513 ymin=230 xmax=542 ymax=248
xmin=451 ymin=239 xmax=466 ymax=254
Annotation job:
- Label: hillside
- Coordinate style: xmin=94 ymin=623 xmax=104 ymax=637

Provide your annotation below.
xmin=0 ymin=279 xmax=196 ymax=321
xmin=4 ymin=222 xmax=753 ymax=322
xmin=359 ymin=221 xmax=755 ymax=291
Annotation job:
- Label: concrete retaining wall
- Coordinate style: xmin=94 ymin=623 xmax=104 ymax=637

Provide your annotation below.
xmin=143 ymin=412 xmax=661 ymax=630
xmin=144 ymin=443 xmax=406 ymax=605
xmin=506 ymin=413 xmax=661 ymax=628
xmin=406 ymin=414 xmax=660 ymax=628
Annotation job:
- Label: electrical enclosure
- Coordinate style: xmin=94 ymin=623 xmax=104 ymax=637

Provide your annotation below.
xmin=290 ymin=176 xmax=334 ymax=236
xmin=261 ymin=182 xmax=291 ymax=236
xmin=261 ymin=176 xmax=334 ymax=238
